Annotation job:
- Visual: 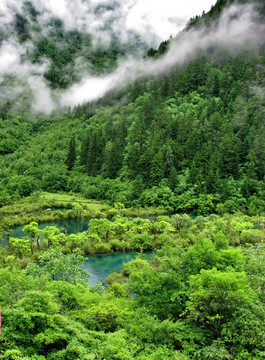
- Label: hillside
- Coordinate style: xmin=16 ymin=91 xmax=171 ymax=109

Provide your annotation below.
xmin=0 ymin=1 xmax=265 ymax=359
xmin=0 ymin=0 xmax=265 ymax=215
xmin=0 ymin=0 xmax=150 ymax=114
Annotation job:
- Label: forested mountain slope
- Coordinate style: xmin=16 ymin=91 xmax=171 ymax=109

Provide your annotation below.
xmin=1 ymin=1 xmax=265 ymax=359
xmin=0 ymin=0 xmax=149 ymax=113
xmin=0 ymin=0 xmax=264 ymax=216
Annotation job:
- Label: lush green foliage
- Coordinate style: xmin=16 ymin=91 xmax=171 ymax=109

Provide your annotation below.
xmin=1 ymin=42 xmax=264 ymax=214
xmin=0 ymin=1 xmax=265 ymax=358
xmin=1 ymin=213 xmax=265 ymax=359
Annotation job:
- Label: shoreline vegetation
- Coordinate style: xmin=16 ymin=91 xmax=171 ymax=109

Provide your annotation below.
xmin=0 ymin=192 xmax=169 ymax=231
xmin=0 ymin=193 xmax=265 ymax=359
xmin=0 ymin=0 xmax=264 ymax=357
xmin=1 ymin=191 xmax=264 ymax=261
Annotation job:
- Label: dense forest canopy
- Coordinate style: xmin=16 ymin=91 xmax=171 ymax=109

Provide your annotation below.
xmin=0 ymin=0 xmax=265 ymax=358
xmin=1 ymin=4 xmax=265 ymax=213
xmin=0 ymin=0 xmax=264 ymax=215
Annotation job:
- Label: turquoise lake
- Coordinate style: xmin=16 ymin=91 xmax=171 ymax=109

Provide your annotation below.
xmin=0 ymin=219 xmax=156 ymax=284
xmin=0 ymin=215 xmax=173 ymax=246
xmin=83 ymin=251 xmax=154 ymax=285
xmin=0 ymin=219 xmax=91 ymax=246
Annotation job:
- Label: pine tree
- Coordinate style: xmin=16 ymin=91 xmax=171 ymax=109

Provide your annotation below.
xmin=66 ymin=137 xmax=76 ymax=171
xmin=219 ymin=124 xmax=239 ymax=179
xmin=80 ymin=132 xmax=90 ymax=168
xmin=150 ymin=150 xmax=165 ymax=186
xmin=131 ymin=175 xmax=144 ymax=199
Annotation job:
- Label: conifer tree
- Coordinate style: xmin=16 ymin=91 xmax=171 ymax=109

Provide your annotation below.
xmin=66 ymin=137 xmax=76 ymax=171
xmin=80 ymin=132 xmax=90 ymax=168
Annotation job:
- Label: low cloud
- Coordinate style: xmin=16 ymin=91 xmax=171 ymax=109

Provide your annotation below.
xmin=152 ymin=3 xmax=264 ymax=72
xmin=125 ymin=0 xmax=214 ymax=40
xmin=0 ymin=42 xmax=22 ymax=75
xmin=0 ymin=1 xmax=264 ymax=113
xmin=28 ymin=76 xmax=55 ymax=114
xmin=0 ymin=41 xmax=48 ymax=77
xmin=1 ymin=0 xmax=215 ymax=45
xmin=60 ymin=58 xmax=137 ymax=107
xmin=0 ymin=39 xmax=54 ymax=113
xmin=60 ymin=3 xmax=265 ymax=108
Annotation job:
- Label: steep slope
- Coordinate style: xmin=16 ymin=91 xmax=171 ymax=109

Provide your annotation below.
xmin=0 ymin=0 xmax=264 ymax=216
xmin=0 ymin=1 xmax=150 ymax=113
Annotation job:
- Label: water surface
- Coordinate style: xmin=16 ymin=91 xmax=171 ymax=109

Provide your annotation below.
xmin=84 ymin=251 xmax=154 ymax=285
xmin=1 ymin=215 xmax=173 ymax=246
xmin=0 ymin=219 xmax=90 ymax=246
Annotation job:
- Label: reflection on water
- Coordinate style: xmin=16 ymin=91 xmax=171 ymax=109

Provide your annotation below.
xmin=1 ymin=215 xmax=173 ymax=246
xmin=0 ymin=219 xmax=155 ymax=285
xmin=0 ymin=219 xmax=90 ymax=246
xmin=83 ymin=251 xmax=154 ymax=285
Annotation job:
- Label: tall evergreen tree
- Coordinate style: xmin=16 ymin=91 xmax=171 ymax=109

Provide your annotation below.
xmin=66 ymin=137 xmax=76 ymax=171
xmin=219 ymin=124 xmax=239 ymax=179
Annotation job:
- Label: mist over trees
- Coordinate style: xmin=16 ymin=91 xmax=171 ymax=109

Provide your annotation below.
xmin=0 ymin=0 xmax=265 ymax=359
xmin=1 ymin=42 xmax=264 ymax=215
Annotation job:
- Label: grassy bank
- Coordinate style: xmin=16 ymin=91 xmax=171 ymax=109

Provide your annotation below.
xmin=0 ymin=192 xmax=170 ymax=236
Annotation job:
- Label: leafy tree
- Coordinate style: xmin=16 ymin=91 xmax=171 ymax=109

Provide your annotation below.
xmin=23 ymin=221 xmax=41 ymax=247
xmin=186 ymin=268 xmax=257 ymax=338
xmin=9 ymin=237 xmax=31 ymax=258
xmin=26 ymin=248 xmax=88 ymax=284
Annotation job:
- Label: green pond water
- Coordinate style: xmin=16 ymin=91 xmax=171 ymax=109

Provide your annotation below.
xmin=1 ymin=215 xmax=173 ymax=246
xmin=0 ymin=219 xmax=90 ymax=246
xmin=84 ymin=251 xmax=154 ymax=285
xmin=0 ymin=219 xmax=156 ymax=284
